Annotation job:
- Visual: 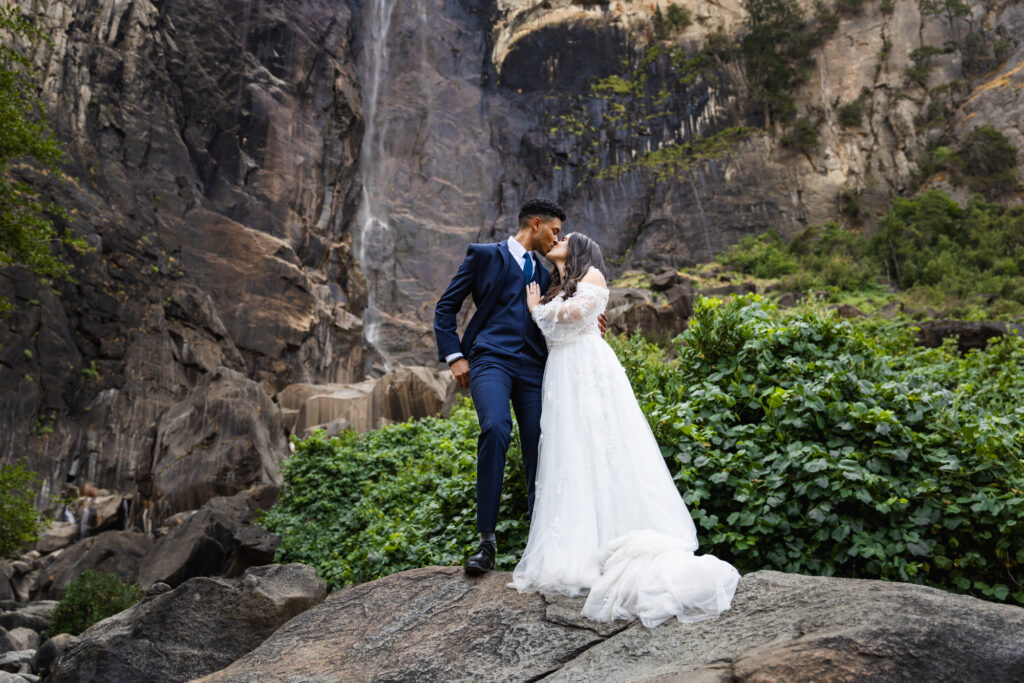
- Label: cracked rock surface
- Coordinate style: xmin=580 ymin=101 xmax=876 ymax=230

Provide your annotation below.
xmin=197 ymin=567 xmax=1024 ymax=682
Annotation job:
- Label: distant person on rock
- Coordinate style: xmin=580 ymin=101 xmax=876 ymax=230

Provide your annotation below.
xmin=508 ymin=232 xmax=739 ymax=626
xmin=434 ymin=198 xmax=605 ymax=575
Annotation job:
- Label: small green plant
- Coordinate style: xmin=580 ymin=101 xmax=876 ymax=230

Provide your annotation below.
xmin=653 ymin=3 xmax=693 ymax=39
xmin=838 ymin=186 xmax=868 ymax=223
xmin=0 ymin=460 xmax=48 ymax=557
xmin=48 ymin=571 xmax=144 ymax=636
xmin=837 ymin=96 xmax=867 ymax=128
xmin=780 ymin=116 xmax=820 ymax=155
xmin=81 ymin=361 xmax=98 ymax=382
xmin=953 ymin=125 xmax=1019 ymax=198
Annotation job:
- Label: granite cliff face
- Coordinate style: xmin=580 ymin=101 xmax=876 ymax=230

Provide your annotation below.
xmin=1 ymin=0 xmax=1022 ymax=523
xmin=1 ymin=0 xmax=366 ymax=517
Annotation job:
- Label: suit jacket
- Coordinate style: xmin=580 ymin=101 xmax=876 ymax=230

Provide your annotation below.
xmin=434 ymin=240 xmax=551 ymax=362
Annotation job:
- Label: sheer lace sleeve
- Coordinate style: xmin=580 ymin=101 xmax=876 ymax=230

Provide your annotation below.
xmin=532 ymin=282 xmax=609 ymax=344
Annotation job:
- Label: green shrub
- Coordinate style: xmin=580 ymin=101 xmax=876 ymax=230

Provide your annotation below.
xmin=717 ymin=230 xmax=800 ymax=279
xmin=954 ymin=125 xmax=1019 ymax=198
xmin=837 ymin=97 xmax=867 ymax=128
xmin=870 ymin=191 xmax=1024 ymax=308
xmin=260 ymin=400 xmax=530 ymax=591
xmin=48 ymin=571 xmax=143 ymax=636
xmin=781 ymin=116 xmax=820 ymax=154
xmin=645 ymin=296 xmax=1024 ymax=604
xmin=0 ymin=460 xmax=48 ymax=557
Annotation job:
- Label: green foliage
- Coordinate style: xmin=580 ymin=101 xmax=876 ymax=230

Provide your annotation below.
xmin=644 ymin=296 xmax=1024 ymax=605
xmin=741 ymin=0 xmax=821 ymax=125
xmin=269 ymin=302 xmax=1024 ymax=606
xmin=837 ymin=95 xmax=867 ymax=128
xmin=780 ymin=116 xmax=820 ymax=155
xmin=716 ymin=230 xmax=799 ymax=279
xmin=606 ymin=126 xmax=754 ymax=182
xmin=653 ymin=3 xmax=693 ymax=39
xmin=261 ymin=400 xmax=531 ymax=592
xmin=834 ymin=0 xmax=865 ymax=16
xmin=870 ymin=191 xmax=1024 ymax=311
xmin=48 ymin=571 xmax=143 ymax=636
xmin=0 ymin=459 xmax=48 ymax=557
xmin=0 ymin=7 xmax=86 ymax=312
xmin=953 ymin=126 xmax=1019 ymax=198
xmin=838 ymin=186 xmax=868 ymax=224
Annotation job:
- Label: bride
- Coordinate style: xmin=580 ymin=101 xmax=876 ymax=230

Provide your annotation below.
xmin=508 ymin=232 xmax=740 ymax=627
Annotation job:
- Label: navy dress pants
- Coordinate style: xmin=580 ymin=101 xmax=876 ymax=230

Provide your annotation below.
xmin=467 ymin=352 xmax=544 ymax=533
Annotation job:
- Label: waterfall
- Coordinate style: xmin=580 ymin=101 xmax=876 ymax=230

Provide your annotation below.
xmin=78 ymin=497 xmax=94 ymax=541
xmin=354 ymin=0 xmax=399 ymax=372
xmin=121 ymin=497 xmax=130 ymax=530
xmin=62 ymin=504 xmax=75 ymax=524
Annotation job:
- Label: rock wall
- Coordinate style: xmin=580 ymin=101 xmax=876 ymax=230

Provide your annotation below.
xmin=0 ymin=0 xmax=366 ymax=506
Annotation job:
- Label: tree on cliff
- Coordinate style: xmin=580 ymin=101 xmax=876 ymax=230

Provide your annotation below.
xmin=740 ymin=0 xmax=816 ymax=127
xmin=0 ymin=6 xmax=84 ymax=314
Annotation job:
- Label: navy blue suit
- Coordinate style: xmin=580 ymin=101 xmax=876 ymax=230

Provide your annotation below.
xmin=434 ymin=241 xmax=550 ymax=532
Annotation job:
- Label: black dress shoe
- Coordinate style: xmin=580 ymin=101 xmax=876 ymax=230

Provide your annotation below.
xmin=464 ymin=540 xmax=496 ymax=575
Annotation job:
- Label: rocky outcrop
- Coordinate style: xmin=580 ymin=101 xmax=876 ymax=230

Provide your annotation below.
xmin=33 ymin=531 xmax=152 ymax=600
xmin=197 ymin=566 xmax=1024 ymax=681
xmin=49 ymin=564 xmax=325 ymax=683
xmin=276 ymin=365 xmax=457 ymax=436
xmin=26 ymin=485 xmax=280 ymax=599
xmin=915 ymin=319 xmax=1020 ymax=352
xmin=0 ymin=0 xmax=366 ymax=509
xmin=142 ymin=366 xmax=287 ymax=523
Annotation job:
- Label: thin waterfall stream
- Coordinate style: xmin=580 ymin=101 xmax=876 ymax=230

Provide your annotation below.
xmin=354 ymin=0 xmax=398 ymax=372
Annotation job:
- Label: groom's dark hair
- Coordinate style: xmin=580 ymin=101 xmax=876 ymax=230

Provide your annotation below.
xmin=518 ymin=197 xmax=566 ymax=225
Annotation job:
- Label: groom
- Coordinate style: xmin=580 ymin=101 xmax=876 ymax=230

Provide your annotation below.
xmin=434 ymin=198 xmax=564 ymax=575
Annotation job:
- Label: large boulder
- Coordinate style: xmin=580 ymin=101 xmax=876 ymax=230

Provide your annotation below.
xmin=277 ymin=365 xmax=456 ymax=436
xmin=605 ymin=284 xmax=695 ymax=344
xmin=142 ymin=367 xmax=288 ymax=524
xmin=33 ymin=523 xmax=78 ymax=555
xmin=33 ymin=531 xmax=152 ymax=600
xmin=915 ymin=320 xmax=1016 ymax=353
xmin=136 ymin=510 xmax=237 ymax=589
xmin=49 ymin=564 xmax=326 ymax=683
xmin=198 ymin=568 xmax=1024 ymax=682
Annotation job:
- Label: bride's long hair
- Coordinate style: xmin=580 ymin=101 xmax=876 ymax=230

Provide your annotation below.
xmin=541 ymin=232 xmax=604 ymax=303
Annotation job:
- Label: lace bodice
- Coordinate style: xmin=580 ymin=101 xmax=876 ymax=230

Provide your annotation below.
xmin=531 ymin=278 xmax=609 ymax=346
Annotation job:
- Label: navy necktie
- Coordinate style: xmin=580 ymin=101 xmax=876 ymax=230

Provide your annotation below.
xmin=523 ymin=252 xmax=534 ymax=282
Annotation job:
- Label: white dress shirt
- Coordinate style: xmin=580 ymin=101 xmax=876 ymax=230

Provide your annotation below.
xmin=445 ymin=237 xmax=533 ymax=365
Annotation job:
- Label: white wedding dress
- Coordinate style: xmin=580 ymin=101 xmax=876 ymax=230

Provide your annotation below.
xmin=509 ymin=270 xmax=740 ymax=627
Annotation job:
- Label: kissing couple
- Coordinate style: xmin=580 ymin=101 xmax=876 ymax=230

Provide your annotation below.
xmin=434 ymin=198 xmax=739 ymax=626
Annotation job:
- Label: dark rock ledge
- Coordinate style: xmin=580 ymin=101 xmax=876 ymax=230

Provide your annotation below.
xmin=185 ymin=567 xmax=1024 ymax=682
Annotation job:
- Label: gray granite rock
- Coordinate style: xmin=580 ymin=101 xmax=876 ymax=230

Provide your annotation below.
xmin=198 ymin=568 xmax=1024 ymax=682
xmin=49 ymin=564 xmax=325 ymax=683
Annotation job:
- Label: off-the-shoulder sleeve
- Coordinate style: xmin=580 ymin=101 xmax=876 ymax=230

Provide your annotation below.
xmin=531 ymin=283 xmax=609 ymax=343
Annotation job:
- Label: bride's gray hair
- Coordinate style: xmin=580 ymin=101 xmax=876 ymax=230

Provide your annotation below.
xmin=541 ymin=233 xmax=604 ymax=304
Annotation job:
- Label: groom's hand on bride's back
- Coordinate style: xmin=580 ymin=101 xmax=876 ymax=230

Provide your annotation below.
xmin=598 ymin=313 xmax=608 ymax=337
xmin=449 ymin=358 xmax=470 ymax=389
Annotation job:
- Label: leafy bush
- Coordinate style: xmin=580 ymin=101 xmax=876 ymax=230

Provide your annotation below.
xmin=48 ymin=571 xmax=143 ymax=636
xmin=643 ymin=296 xmax=1024 ymax=605
xmin=780 ymin=116 xmax=820 ymax=154
xmin=837 ymin=97 xmax=867 ymax=128
xmin=0 ymin=7 xmax=87 ymax=314
xmin=0 ymin=460 xmax=48 ymax=557
xmin=717 ymin=230 xmax=799 ymax=279
xmin=953 ymin=126 xmax=1019 ymax=198
xmin=260 ymin=400 xmax=530 ymax=591
xmin=654 ymin=3 xmax=693 ymax=39
xmin=869 ymin=191 xmax=1024 ymax=311
xmin=719 ymin=222 xmax=877 ymax=292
